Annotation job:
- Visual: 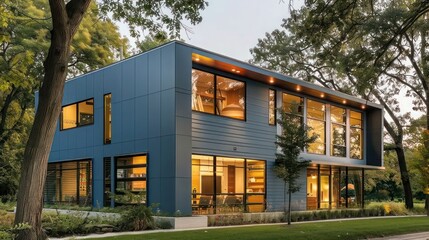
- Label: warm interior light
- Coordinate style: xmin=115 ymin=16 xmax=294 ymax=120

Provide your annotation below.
xmin=311 ymin=174 xmax=316 ymax=179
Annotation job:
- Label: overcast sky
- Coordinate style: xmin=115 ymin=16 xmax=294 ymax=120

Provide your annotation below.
xmin=180 ymin=0 xmax=293 ymax=62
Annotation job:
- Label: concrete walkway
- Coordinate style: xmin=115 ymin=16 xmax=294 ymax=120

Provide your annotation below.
xmin=49 ymin=215 xmax=427 ymax=240
xmin=369 ymin=231 xmax=429 ymax=240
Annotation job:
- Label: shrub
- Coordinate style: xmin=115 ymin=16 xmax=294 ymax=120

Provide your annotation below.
xmin=118 ymin=205 xmax=155 ymax=231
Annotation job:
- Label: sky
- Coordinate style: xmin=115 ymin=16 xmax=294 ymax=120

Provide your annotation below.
xmin=179 ymin=0 xmax=293 ymax=62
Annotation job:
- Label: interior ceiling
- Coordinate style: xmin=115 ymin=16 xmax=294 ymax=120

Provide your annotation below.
xmin=192 ymin=53 xmax=369 ymax=110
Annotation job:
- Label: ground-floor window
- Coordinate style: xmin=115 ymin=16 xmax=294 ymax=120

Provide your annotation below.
xmin=44 ymin=159 xmax=92 ymax=206
xmin=114 ymin=155 xmax=147 ymax=205
xmin=191 ymin=154 xmax=266 ymax=214
xmin=307 ymin=165 xmax=363 ymax=210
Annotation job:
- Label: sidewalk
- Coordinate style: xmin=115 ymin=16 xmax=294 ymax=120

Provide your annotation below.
xmin=49 ymin=215 xmax=427 ymax=240
xmin=369 ymin=231 xmax=429 ymax=240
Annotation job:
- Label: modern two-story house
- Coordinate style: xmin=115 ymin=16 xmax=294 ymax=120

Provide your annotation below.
xmin=43 ymin=41 xmax=383 ymax=215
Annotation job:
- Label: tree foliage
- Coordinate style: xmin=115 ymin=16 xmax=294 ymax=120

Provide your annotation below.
xmin=274 ymin=106 xmax=317 ymax=225
xmin=250 ymin=0 xmax=429 ymax=209
xmin=0 ymin=0 xmax=128 ymax=203
xmin=12 ymin=0 xmax=207 ymax=239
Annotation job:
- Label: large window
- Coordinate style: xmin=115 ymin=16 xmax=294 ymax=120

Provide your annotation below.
xmin=307 ymin=99 xmax=326 ymax=154
xmin=115 ymin=155 xmax=147 ymax=205
xmin=44 ymin=160 xmax=92 ymax=206
xmin=192 ymin=69 xmax=245 ymax=120
xmin=269 ymin=89 xmax=276 ymax=125
xmin=191 ymin=154 xmax=265 ymax=214
xmin=331 ymin=106 xmax=346 ymax=157
xmin=350 ymin=111 xmax=363 ymax=159
xmin=61 ymin=99 xmax=94 ymax=130
xmin=104 ymin=94 xmax=112 ymax=144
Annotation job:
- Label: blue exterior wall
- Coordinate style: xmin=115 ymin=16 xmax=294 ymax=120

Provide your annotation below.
xmin=48 ymin=41 xmax=383 ymax=214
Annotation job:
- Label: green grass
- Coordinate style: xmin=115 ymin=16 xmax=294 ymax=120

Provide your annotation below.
xmin=90 ymin=217 xmax=429 ymax=240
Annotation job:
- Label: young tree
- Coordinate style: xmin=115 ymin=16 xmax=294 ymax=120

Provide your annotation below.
xmin=274 ymin=106 xmax=317 ymax=225
xmin=12 ymin=1 xmax=207 ymax=239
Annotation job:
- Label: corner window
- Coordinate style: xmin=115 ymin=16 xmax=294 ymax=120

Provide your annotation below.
xmin=104 ymin=94 xmax=112 ymax=144
xmin=331 ymin=106 xmax=346 ymax=157
xmin=350 ymin=111 xmax=363 ymax=159
xmin=269 ymin=89 xmax=276 ymax=125
xmin=60 ymin=99 xmax=94 ymax=130
xmin=307 ymin=99 xmax=326 ymax=154
xmin=192 ymin=69 xmax=245 ymax=120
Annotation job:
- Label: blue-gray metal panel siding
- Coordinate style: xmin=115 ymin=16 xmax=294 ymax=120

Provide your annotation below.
xmin=49 ymin=44 xmax=179 ymax=213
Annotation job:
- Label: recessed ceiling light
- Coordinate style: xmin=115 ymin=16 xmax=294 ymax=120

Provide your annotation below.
xmin=195 ymin=57 xmax=200 ymax=61
xmin=232 ymin=69 xmax=236 ymax=72
xmin=320 ymin=93 xmax=325 ymax=98
xmin=342 ymin=100 xmax=347 ymax=104
xmin=236 ymin=70 xmax=240 ymax=73
xmin=361 ymin=105 xmax=366 ymax=109
xmin=296 ymin=86 xmax=301 ymax=91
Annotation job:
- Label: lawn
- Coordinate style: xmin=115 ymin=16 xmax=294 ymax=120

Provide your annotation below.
xmin=89 ymin=216 xmax=429 ymax=240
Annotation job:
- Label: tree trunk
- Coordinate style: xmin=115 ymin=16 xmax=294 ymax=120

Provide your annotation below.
xmin=287 ymin=186 xmax=292 ymax=225
xmin=425 ymin=194 xmax=429 ymax=217
xmin=14 ymin=27 xmax=71 ymax=240
xmin=14 ymin=0 xmax=91 ymax=238
xmin=395 ymin=146 xmax=414 ymax=209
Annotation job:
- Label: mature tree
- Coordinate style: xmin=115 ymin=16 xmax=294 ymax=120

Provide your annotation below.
xmin=6 ymin=0 xmax=208 ymax=239
xmin=250 ymin=0 xmax=429 ymax=209
xmin=274 ymin=106 xmax=317 ymax=225
xmin=136 ymin=31 xmax=172 ymax=53
xmin=0 ymin=0 xmax=128 ymax=203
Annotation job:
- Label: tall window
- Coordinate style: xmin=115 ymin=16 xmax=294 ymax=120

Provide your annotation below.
xmin=44 ymin=160 xmax=92 ymax=206
xmin=350 ymin=111 xmax=363 ymax=159
xmin=282 ymin=93 xmax=304 ymax=122
xmin=104 ymin=157 xmax=111 ymax=207
xmin=115 ymin=155 xmax=147 ymax=205
xmin=331 ymin=106 xmax=346 ymax=157
xmin=307 ymin=99 xmax=326 ymax=154
xmin=60 ymin=99 xmax=94 ymax=130
xmin=104 ymin=94 xmax=112 ymax=144
xmin=192 ymin=69 xmax=245 ymax=120
xmin=268 ymin=89 xmax=276 ymax=125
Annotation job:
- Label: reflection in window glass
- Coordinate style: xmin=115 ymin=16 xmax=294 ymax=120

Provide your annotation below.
xmin=60 ymin=99 xmax=94 ymax=130
xmin=282 ymin=93 xmax=303 ymax=115
xmin=331 ymin=106 xmax=346 ymax=157
xmin=191 ymin=69 xmax=246 ymax=120
xmin=192 ymin=69 xmax=215 ymax=114
xmin=217 ymin=76 xmax=245 ymax=120
xmin=246 ymin=160 xmax=265 ymax=212
xmin=269 ymin=89 xmax=276 ymax=125
xmin=62 ymin=104 xmax=77 ymax=130
xmin=350 ymin=111 xmax=363 ymax=159
xmin=307 ymin=100 xmax=326 ymax=154
xmin=104 ymin=94 xmax=112 ymax=144
xmin=115 ymin=155 xmax=147 ymax=205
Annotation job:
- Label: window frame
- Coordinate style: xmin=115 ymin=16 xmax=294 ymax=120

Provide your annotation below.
xmin=104 ymin=93 xmax=112 ymax=144
xmin=306 ymin=98 xmax=326 ymax=155
xmin=192 ymin=66 xmax=247 ymax=121
xmin=349 ymin=110 xmax=364 ymax=160
xmin=330 ymin=105 xmax=347 ymax=157
xmin=60 ymin=98 xmax=94 ymax=131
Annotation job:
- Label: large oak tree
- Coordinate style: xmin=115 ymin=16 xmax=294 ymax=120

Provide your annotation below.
xmin=12 ymin=0 xmax=207 ymax=239
xmin=251 ymin=0 xmax=429 ymax=209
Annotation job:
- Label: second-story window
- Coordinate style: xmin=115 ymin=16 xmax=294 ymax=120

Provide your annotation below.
xmin=269 ymin=89 xmax=276 ymax=125
xmin=192 ymin=69 xmax=245 ymax=120
xmin=104 ymin=94 xmax=112 ymax=144
xmin=350 ymin=110 xmax=363 ymax=159
xmin=60 ymin=99 xmax=94 ymax=130
xmin=331 ymin=106 xmax=346 ymax=157
xmin=282 ymin=93 xmax=304 ymax=122
xmin=307 ymin=99 xmax=326 ymax=154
